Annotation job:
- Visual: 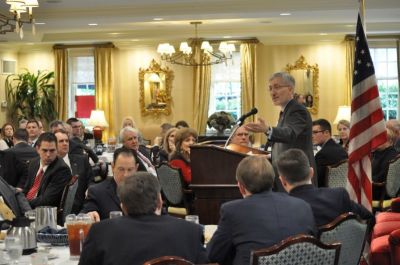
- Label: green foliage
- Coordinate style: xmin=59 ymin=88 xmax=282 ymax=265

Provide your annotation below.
xmin=5 ymin=70 xmax=57 ymax=124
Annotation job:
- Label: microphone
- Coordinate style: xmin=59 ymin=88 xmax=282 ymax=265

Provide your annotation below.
xmin=236 ymin=108 xmax=258 ymax=126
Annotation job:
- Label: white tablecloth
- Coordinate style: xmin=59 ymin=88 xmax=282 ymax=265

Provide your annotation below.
xmin=1 ymin=242 xmax=77 ymax=265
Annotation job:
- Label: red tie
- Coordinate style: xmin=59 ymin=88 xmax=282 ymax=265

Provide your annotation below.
xmin=26 ymin=168 xmax=44 ymax=201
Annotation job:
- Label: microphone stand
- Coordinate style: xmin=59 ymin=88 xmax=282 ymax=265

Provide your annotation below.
xmin=224 ymin=124 xmax=240 ymax=149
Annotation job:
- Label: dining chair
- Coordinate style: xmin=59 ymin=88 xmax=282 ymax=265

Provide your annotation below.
xmin=318 ymin=212 xmax=368 ymax=265
xmin=326 ymin=160 xmax=348 ymax=189
xmin=250 ymin=234 xmax=341 ymax=265
xmin=156 ymin=163 xmax=193 ymax=217
xmin=143 ymin=255 xmax=194 ymax=265
xmin=373 ymin=155 xmax=400 ymax=211
xmin=58 ymin=175 xmax=79 ymax=224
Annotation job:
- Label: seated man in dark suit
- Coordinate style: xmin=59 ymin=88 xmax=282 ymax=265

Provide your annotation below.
xmin=312 ymin=119 xmax=348 ymax=187
xmin=277 ymin=148 xmax=373 ymax=227
xmin=120 ymin=127 xmax=156 ymax=176
xmin=23 ymin=132 xmax=72 ymax=208
xmin=79 ymin=172 xmax=207 ymax=265
xmin=55 ymin=130 xmax=93 ymax=214
xmin=49 ymin=120 xmax=99 ymax=164
xmin=207 ymin=156 xmax=316 ymax=265
xmin=80 ymin=147 xmax=138 ymax=221
xmin=3 ymin=129 xmax=38 ymax=189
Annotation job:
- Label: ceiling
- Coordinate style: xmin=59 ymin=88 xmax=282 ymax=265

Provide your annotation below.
xmin=0 ymin=0 xmax=399 ymax=48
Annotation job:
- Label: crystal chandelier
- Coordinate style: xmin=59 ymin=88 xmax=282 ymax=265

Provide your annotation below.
xmin=1 ymin=0 xmax=39 ymax=39
xmin=157 ymin=22 xmax=236 ymax=66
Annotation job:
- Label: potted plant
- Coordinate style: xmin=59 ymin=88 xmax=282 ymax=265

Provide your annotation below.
xmin=207 ymin=111 xmax=235 ymax=136
xmin=5 ymin=70 xmax=57 ymax=124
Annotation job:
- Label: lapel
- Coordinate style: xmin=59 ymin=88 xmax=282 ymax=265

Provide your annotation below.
xmin=27 ymin=158 xmax=40 ymax=190
xmin=106 ymin=179 xmax=120 ymax=207
xmin=68 ymin=155 xmax=79 ymax=176
xmin=278 ymin=99 xmax=295 ymax=126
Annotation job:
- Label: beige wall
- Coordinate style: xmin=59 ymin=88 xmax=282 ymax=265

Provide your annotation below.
xmin=114 ymin=46 xmax=193 ymax=139
xmin=0 ymin=41 xmax=348 ymax=140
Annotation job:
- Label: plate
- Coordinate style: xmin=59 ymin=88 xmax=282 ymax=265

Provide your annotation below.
xmin=48 ymin=253 xmax=58 ymax=260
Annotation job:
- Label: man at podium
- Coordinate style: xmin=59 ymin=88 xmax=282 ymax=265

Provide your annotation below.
xmin=245 ymin=72 xmax=316 ymax=190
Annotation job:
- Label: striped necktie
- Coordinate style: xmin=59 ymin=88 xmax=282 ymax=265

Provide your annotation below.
xmin=26 ymin=168 xmax=44 ymax=201
xmin=137 ymin=151 xmax=157 ymax=176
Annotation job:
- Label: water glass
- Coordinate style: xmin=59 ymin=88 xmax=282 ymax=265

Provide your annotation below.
xmin=5 ymin=236 xmax=23 ymax=264
xmin=109 ymin=211 xmax=123 ymax=219
xmin=185 ymin=215 xmax=199 ymax=224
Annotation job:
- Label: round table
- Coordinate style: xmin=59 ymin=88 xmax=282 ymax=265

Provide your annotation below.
xmin=1 ymin=242 xmax=77 ymax=265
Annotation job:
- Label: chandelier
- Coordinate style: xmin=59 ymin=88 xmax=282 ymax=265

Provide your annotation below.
xmin=0 ymin=0 xmax=39 ymax=39
xmin=157 ymin=21 xmax=236 ymax=66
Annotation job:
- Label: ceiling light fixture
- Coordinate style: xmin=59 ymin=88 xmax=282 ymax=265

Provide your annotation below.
xmin=157 ymin=21 xmax=236 ymax=66
xmin=1 ymin=0 xmax=39 ymax=39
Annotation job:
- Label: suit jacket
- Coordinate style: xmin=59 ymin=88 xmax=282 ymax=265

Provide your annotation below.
xmin=315 ymin=139 xmax=348 ymax=187
xmin=68 ymin=154 xmax=94 ymax=214
xmin=80 ymin=178 xmax=121 ymax=220
xmin=0 ymin=176 xmax=31 ymax=217
xmin=78 ymin=215 xmax=207 ymax=265
xmin=69 ymin=138 xmax=99 ymax=163
xmin=3 ymin=142 xmax=38 ymax=188
xmin=206 ymin=191 xmax=316 ymax=265
xmin=289 ymin=184 xmax=373 ymax=226
xmin=269 ymin=99 xmax=317 ymax=188
xmin=24 ymin=157 xmax=71 ymax=208
xmin=0 ymin=150 xmax=25 ymax=188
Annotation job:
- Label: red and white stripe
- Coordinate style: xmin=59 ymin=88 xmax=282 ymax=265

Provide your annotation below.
xmin=347 ymin=75 xmax=387 ymax=211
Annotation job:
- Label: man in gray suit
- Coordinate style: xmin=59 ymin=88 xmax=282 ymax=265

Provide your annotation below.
xmin=245 ymin=72 xmax=316 ymax=190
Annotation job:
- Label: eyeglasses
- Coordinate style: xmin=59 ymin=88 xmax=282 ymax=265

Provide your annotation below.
xmin=268 ymin=85 xmax=290 ymax=91
xmin=312 ymin=130 xmax=325 ymax=135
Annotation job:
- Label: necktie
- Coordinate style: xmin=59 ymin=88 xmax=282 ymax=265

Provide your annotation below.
xmin=137 ymin=152 xmax=157 ymax=176
xmin=278 ymin=111 xmax=284 ymax=124
xmin=26 ymin=168 xmax=44 ymax=201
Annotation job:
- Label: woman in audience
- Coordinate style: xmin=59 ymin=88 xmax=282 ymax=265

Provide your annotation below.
xmin=0 ymin=122 xmax=14 ymax=150
xmin=121 ymin=116 xmax=137 ymax=129
xmin=337 ymin=119 xmax=350 ymax=152
xmin=372 ymin=128 xmax=399 ymax=200
xmin=159 ymin=127 xmax=178 ymax=163
xmin=169 ymin=128 xmax=198 ymax=186
xmin=153 ymin=123 xmax=174 ymax=146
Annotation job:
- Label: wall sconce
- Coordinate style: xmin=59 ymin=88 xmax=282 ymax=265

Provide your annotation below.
xmin=88 ymin=109 xmax=109 ymax=143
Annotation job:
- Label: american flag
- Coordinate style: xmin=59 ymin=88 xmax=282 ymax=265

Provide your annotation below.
xmin=347 ymin=14 xmax=387 ymax=211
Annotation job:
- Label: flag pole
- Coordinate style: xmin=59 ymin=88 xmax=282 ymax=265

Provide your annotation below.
xmin=359 ymin=0 xmax=366 ymax=30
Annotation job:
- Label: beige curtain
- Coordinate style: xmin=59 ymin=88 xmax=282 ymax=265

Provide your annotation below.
xmin=192 ymin=41 xmax=211 ymax=134
xmin=94 ymin=47 xmax=115 ymax=142
xmin=53 ymin=47 xmax=68 ymax=121
xmin=240 ymin=43 xmax=256 ymax=122
xmin=345 ymin=37 xmax=355 ymax=105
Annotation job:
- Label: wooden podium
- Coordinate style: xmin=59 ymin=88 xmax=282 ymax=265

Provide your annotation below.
xmin=190 ymin=143 xmax=267 ymax=224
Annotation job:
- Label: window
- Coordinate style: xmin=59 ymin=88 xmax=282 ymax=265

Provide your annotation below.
xmin=68 ymin=49 xmax=96 ymax=125
xmin=208 ymin=51 xmax=241 ymax=123
xmin=370 ymin=47 xmax=399 ymax=119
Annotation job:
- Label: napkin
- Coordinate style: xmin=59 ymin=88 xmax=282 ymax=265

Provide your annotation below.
xmin=38 ymin=226 xmax=67 ymax=235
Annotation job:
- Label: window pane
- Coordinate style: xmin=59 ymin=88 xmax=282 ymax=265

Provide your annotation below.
xmin=372 ymin=47 xmax=399 ymax=119
xmin=208 ymin=52 xmax=241 ymax=133
xmin=68 ymin=49 xmax=96 ymax=120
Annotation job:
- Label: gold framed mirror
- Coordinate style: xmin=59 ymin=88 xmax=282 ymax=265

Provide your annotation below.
xmin=285 ymin=56 xmax=319 ymax=115
xmin=139 ymin=59 xmax=174 ymax=116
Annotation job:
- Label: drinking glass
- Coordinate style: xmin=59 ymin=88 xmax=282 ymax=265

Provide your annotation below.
xmin=185 ymin=215 xmax=199 ymax=224
xmin=5 ymin=236 xmax=23 ymax=264
xmin=66 ymin=213 xmax=93 ymax=260
xmin=109 ymin=211 xmax=123 ymax=219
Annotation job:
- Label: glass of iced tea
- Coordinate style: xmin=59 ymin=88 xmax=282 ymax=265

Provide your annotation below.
xmin=65 ymin=213 xmax=93 ymax=260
